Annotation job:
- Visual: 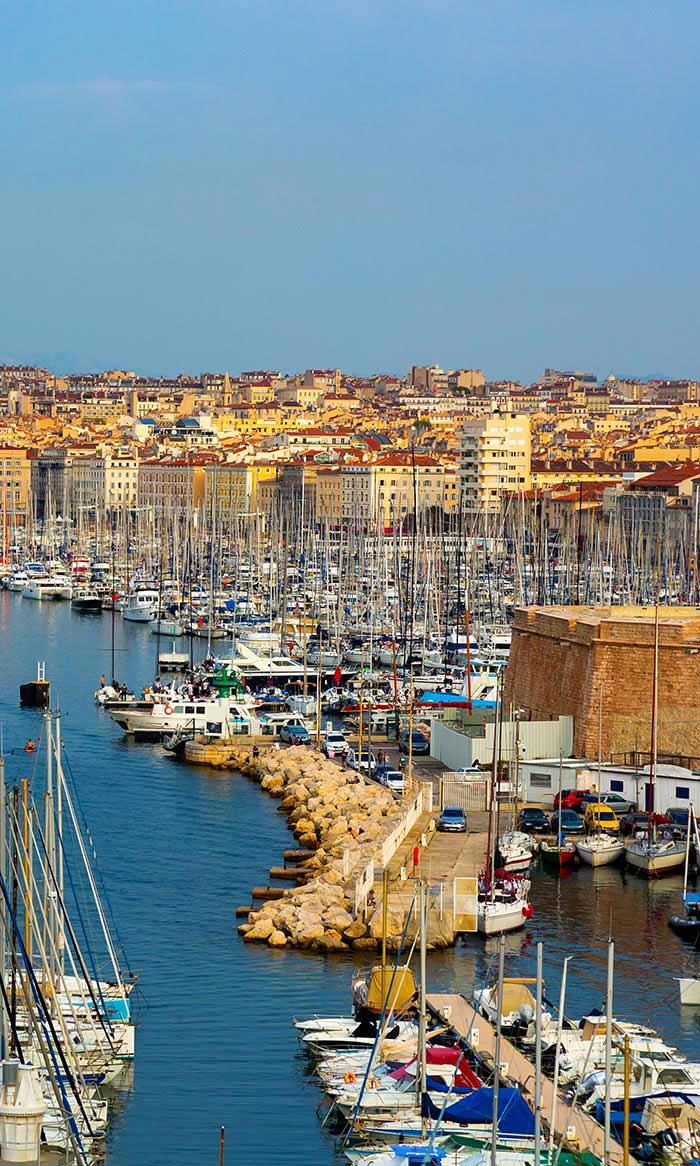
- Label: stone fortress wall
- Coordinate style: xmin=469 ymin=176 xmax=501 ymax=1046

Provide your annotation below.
xmin=505 ymin=606 xmax=700 ymax=762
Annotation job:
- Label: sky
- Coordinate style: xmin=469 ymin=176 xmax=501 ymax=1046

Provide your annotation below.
xmin=1 ymin=0 xmax=699 ymax=382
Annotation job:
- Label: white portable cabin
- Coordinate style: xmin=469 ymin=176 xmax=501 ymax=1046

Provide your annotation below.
xmin=520 ymin=758 xmax=700 ymax=814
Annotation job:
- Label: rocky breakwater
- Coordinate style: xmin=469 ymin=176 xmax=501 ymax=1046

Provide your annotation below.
xmin=223 ymin=745 xmax=442 ymax=953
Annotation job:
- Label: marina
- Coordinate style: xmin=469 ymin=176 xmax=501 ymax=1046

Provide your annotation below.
xmin=0 ymin=593 xmax=696 ymax=1163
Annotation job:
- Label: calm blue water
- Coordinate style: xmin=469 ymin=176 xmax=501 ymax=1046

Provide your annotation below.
xmin=0 ymin=594 xmax=697 ymax=1166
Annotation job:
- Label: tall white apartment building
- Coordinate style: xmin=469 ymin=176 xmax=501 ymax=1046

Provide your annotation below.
xmin=460 ymin=411 xmax=531 ymax=512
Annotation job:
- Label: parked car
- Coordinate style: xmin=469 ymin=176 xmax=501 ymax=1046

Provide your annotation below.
xmin=665 ymin=806 xmax=694 ymax=831
xmin=437 ymin=805 xmax=467 ymax=833
xmin=279 ymin=723 xmax=311 ymax=745
xmin=346 ymin=748 xmax=377 ymax=776
xmin=550 ymin=809 xmax=585 ymax=836
xmin=517 ymin=807 xmax=550 ymax=833
xmin=322 ymin=731 xmax=348 ymax=759
xmin=583 ymin=791 xmax=636 ymax=815
xmin=398 ymin=729 xmax=430 ymax=756
xmin=583 ymin=803 xmax=621 ymax=833
xmin=620 ymin=809 xmax=671 ymax=837
xmin=553 ymin=789 xmax=589 ymax=812
xmin=375 ymin=763 xmax=393 ymax=782
xmin=380 ymin=769 xmax=405 ymax=795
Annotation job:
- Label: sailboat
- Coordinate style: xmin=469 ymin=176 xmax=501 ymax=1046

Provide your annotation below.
xmin=624 ymin=603 xmax=685 ymax=877
xmin=540 ymin=752 xmax=577 ymax=869
xmin=668 ymin=805 xmax=700 ymax=940
xmin=479 ymin=679 xmax=531 ymax=935
xmin=575 ymin=833 xmax=625 ymax=867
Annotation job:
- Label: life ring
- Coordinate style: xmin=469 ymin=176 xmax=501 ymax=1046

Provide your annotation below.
xmin=344 ymin=1072 xmax=356 ymax=1084
xmin=164 ymin=705 xmax=174 ymax=716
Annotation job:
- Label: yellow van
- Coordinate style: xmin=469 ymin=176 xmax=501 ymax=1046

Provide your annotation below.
xmin=583 ymin=802 xmax=620 ymax=833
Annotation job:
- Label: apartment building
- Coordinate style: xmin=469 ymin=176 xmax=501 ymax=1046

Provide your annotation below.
xmin=203 ymin=464 xmax=276 ymax=515
xmin=460 ymin=411 xmax=531 ymax=512
xmin=138 ymin=458 xmax=207 ymax=513
xmin=72 ymin=452 xmax=138 ymax=513
xmin=0 ymin=448 xmax=31 ymax=527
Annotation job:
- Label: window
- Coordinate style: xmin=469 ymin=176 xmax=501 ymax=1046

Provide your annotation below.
xmin=675 ymin=786 xmax=690 ymax=800
xmin=530 ymin=772 xmax=551 ymax=789
xmin=610 ymin=779 xmax=624 ymax=792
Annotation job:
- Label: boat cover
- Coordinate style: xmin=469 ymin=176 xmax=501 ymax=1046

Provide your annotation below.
xmin=422 ymin=1086 xmax=535 ymax=1134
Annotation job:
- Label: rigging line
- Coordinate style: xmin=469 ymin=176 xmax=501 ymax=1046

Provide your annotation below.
xmin=0 ymin=861 xmax=94 ymax=1147
xmin=341 ymin=893 xmax=417 ymax=1148
xmin=33 ymin=812 xmax=118 ymax=1050
xmin=60 ymin=748 xmax=133 ymax=978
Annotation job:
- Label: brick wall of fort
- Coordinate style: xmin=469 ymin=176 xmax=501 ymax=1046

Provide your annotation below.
xmin=504 ymin=606 xmax=700 ymax=760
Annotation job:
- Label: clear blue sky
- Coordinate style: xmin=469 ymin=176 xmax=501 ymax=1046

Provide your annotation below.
xmin=2 ymin=1 xmax=698 ymax=382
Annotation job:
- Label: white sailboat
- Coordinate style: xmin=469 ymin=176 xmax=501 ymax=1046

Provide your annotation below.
xmin=575 ymin=833 xmax=625 ymax=867
xmin=624 ymin=603 xmax=685 ymax=877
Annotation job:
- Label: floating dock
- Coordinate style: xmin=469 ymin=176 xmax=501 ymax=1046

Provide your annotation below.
xmin=427 ymin=993 xmax=634 ymax=1166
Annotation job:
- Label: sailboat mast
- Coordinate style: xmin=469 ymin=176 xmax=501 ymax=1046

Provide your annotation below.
xmin=490 ymin=933 xmax=506 ymax=1166
xmin=649 ymin=601 xmax=659 ymax=844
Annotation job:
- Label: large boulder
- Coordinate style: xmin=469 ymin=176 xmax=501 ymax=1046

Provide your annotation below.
xmin=343 ymin=918 xmax=368 ymax=941
xmin=369 ymin=909 xmax=404 ymax=940
xmin=269 ymin=929 xmax=288 ymax=947
xmin=244 ymin=916 xmax=275 ymax=942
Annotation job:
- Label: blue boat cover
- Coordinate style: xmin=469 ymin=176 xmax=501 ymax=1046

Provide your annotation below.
xmin=418 ymin=692 xmax=495 ymax=709
xmin=422 ymin=1087 xmax=535 ymax=1134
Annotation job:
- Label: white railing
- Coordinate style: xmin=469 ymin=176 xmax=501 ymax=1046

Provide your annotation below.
xmin=379 ymin=783 xmax=429 ymax=868
xmin=353 ymin=859 xmax=375 ymax=916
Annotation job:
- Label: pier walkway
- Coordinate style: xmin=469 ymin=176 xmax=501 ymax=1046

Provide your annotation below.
xmin=427 ymin=993 xmax=633 ymax=1166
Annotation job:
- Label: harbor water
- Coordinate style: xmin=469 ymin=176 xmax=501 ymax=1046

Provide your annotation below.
xmin=0 ymin=593 xmax=697 ymax=1165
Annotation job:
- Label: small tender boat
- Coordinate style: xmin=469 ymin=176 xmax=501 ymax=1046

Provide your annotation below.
xmin=575 ymin=833 xmax=625 ymax=867
xmin=540 ymin=839 xmax=577 ymax=868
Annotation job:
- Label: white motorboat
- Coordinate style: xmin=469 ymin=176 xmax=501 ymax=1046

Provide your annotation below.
xmin=123 ymin=587 xmax=159 ymax=622
xmin=575 ymin=833 xmax=625 ymax=867
xmin=498 ymin=830 xmax=534 ymax=873
xmin=624 ymin=836 xmax=686 ymax=877
xmin=6 ymin=570 xmax=28 ymax=591
xmin=22 ymin=576 xmax=72 ymax=601
xmin=473 ymin=979 xmax=551 ymax=1033
xmin=109 ymin=692 xmax=310 ymax=741
xmin=677 ymin=977 xmax=700 ymax=1006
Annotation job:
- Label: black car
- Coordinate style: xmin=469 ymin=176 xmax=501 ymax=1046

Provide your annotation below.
xmin=518 ymin=807 xmax=550 ymax=833
xmin=398 ymin=730 xmax=430 ymax=756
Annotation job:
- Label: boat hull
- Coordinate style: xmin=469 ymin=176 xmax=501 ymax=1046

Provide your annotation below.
xmin=624 ymin=840 xmax=685 ymax=877
xmin=575 ymin=838 xmax=625 ymax=867
xmin=477 ymin=901 xmax=527 ymax=936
